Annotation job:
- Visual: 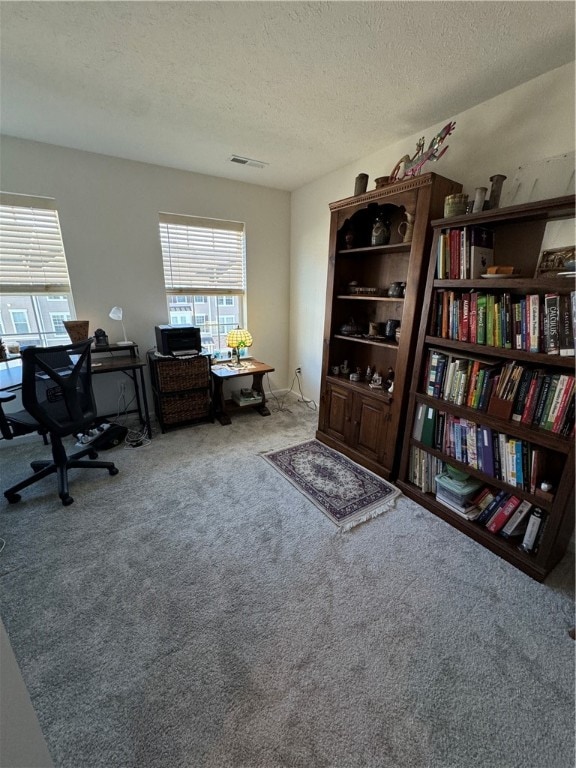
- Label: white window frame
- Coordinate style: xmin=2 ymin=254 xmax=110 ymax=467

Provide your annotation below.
xmin=0 ymin=193 xmax=76 ymax=347
xmin=9 ymin=308 xmax=31 ymax=334
xmin=159 ymin=213 xmax=246 ymax=354
xmin=49 ymin=311 xmax=71 ymax=334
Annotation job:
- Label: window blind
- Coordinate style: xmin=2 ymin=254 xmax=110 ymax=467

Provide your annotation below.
xmin=159 ymin=213 xmax=245 ymax=295
xmin=0 ymin=193 xmax=71 ymax=293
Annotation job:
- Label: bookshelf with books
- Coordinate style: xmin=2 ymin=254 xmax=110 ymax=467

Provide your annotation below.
xmin=398 ymin=194 xmax=575 ymax=580
xmin=316 ymin=173 xmax=462 ymax=479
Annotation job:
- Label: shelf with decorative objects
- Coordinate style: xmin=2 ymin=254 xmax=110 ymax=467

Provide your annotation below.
xmin=316 ymin=172 xmax=463 ymax=479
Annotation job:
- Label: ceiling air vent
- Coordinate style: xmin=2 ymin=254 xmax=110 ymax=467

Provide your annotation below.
xmin=230 ymin=154 xmax=268 ymax=169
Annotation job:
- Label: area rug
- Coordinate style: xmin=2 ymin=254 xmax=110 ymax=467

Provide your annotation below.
xmin=261 ymin=439 xmax=401 ymax=531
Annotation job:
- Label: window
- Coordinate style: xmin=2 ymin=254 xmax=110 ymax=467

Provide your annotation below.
xmin=159 ymin=213 xmax=246 ymax=352
xmin=169 ymin=311 xmax=193 ymax=325
xmin=49 ymin=311 xmax=71 ymax=335
xmin=0 ymin=193 xmax=76 ymax=349
xmin=9 ymin=309 xmax=30 ymax=334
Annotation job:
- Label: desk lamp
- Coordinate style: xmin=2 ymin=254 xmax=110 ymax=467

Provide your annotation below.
xmin=226 ymin=327 xmax=253 ymax=367
xmin=108 ymin=306 xmax=133 ymax=345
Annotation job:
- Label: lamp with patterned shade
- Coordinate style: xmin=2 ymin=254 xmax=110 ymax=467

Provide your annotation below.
xmin=226 ymin=327 xmax=253 ymax=367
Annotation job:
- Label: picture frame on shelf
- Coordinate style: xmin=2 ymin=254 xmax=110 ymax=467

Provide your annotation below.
xmin=533 ymin=245 xmax=575 ymax=278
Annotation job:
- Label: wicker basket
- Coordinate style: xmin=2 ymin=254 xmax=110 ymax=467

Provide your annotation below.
xmin=63 ymin=320 xmax=90 ymax=343
xmin=155 ymin=356 xmax=210 ymax=392
xmin=160 ymin=391 xmax=211 ymax=424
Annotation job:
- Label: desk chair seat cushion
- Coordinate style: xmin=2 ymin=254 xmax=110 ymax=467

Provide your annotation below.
xmin=0 ymin=394 xmax=40 ymax=440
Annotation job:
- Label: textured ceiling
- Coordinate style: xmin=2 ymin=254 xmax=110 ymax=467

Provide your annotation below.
xmin=0 ymin=1 xmax=574 ymax=191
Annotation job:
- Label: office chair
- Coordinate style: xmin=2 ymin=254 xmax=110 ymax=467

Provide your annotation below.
xmin=3 ymin=338 xmax=119 ymax=506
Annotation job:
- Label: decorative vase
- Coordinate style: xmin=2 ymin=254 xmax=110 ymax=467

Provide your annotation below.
xmin=371 ymin=213 xmax=391 ymax=246
xmin=488 ymin=174 xmax=507 ymax=209
xmin=354 ymin=173 xmax=369 ymax=196
xmin=472 ymin=187 xmax=488 ymax=213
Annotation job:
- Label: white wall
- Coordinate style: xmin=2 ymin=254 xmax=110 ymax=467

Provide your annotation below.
xmin=0 ymin=139 xmax=291 ymax=411
xmin=290 ymin=63 xmax=575 ymax=403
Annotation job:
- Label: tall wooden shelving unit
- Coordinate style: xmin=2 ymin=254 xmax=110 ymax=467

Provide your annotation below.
xmin=316 ymin=173 xmax=462 ymax=479
xmin=397 ymin=194 xmax=575 ymax=581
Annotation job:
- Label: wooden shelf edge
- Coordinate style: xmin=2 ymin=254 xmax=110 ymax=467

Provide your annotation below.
xmin=325 ymin=374 xmax=393 ymax=401
xmin=430 ymin=195 xmax=575 ymax=228
xmin=408 ymin=439 xmax=555 ymax=510
xmin=396 ymin=480 xmax=548 ymax=581
xmin=413 ymin=392 xmax=573 ymax=454
xmin=336 ymin=295 xmax=405 ymax=302
xmin=423 ymin=336 xmax=576 ymax=369
xmin=433 ymin=277 xmax=575 ymax=290
xmin=334 ymin=334 xmax=399 ymax=349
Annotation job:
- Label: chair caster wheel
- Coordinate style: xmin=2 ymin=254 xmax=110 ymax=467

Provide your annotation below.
xmin=61 ymin=495 xmax=74 ymax=506
xmin=6 ymin=493 xmax=21 ymax=504
xmin=88 ymin=450 xmax=98 ymax=460
xmin=109 ymin=467 xmax=119 ymax=476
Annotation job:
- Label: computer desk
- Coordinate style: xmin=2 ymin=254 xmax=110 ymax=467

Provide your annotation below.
xmin=0 ymin=343 xmax=152 ymax=439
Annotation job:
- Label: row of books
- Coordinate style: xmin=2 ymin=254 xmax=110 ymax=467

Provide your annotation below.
xmin=408 ymin=447 xmax=443 ymax=493
xmin=435 ymin=226 xmax=494 ymax=280
xmin=435 ymin=476 xmax=547 ymax=554
xmin=423 ymin=350 xmax=576 ymax=435
xmin=429 ymin=290 xmax=575 ymax=356
xmin=413 ymin=404 xmax=552 ymax=493
xmin=408 ymin=453 xmax=547 ymax=554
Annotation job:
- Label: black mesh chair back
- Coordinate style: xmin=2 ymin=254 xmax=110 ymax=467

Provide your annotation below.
xmin=21 ymin=339 xmax=96 ymax=436
xmin=4 ymin=338 xmax=119 ymax=506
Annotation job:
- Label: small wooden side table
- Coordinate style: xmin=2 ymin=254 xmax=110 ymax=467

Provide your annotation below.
xmin=211 ymin=360 xmax=274 ymax=425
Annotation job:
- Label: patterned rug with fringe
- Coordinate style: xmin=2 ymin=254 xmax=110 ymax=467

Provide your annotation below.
xmin=261 ymin=439 xmax=401 ymax=531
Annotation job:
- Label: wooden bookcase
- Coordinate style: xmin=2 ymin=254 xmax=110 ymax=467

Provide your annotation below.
xmin=316 ymin=173 xmax=462 ymax=479
xmin=397 ymin=194 xmax=575 ymax=581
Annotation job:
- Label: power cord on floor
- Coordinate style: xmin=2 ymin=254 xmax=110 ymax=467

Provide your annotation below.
xmin=0 ymin=538 xmax=5 ymax=555
xmin=266 ymin=370 xmax=317 ymax=413
xmin=113 ymin=389 xmax=151 ymax=448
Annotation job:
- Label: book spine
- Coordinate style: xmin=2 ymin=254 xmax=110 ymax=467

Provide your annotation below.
xmin=520 ymin=371 xmax=543 ymax=425
xmin=477 ymin=295 xmax=487 ymax=345
xmin=528 ymin=295 xmax=540 ymax=352
xmin=486 ymin=495 xmax=522 ymax=533
xmin=511 ymin=368 xmax=533 ymax=422
xmin=477 ymin=490 xmax=508 ymax=525
xmin=559 ymin=293 xmax=575 ymax=357
xmin=501 ymin=500 xmax=533 ymax=537
xmin=469 ymin=292 xmax=478 ymax=344
xmin=519 ymin=508 xmax=545 ymax=553
xmin=544 ymin=293 xmax=560 ymax=355
xmin=532 ymin=375 xmax=553 ymax=426
xmin=537 ymin=374 xmax=560 ymax=428
xmin=461 ymin=293 xmax=470 ymax=342
xmin=550 ymin=376 xmax=575 ymax=432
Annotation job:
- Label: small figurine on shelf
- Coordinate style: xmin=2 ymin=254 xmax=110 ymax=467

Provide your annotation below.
xmin=369 ymin=372 xmax=383 ymax=389
xmin=384 ymin=367 xmax=395 ymax=392
xmin=366 ymin=365 xmax=372 ymax=382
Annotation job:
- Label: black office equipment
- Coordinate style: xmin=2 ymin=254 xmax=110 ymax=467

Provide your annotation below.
xmin=3 ymin=339 xmax=119 ymax=506
xmin=155 ymin=325 xmax=202 ymax=356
